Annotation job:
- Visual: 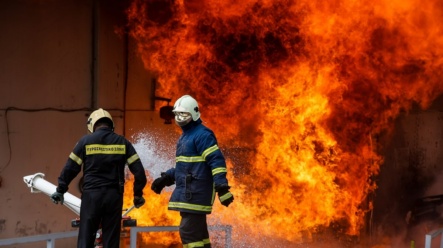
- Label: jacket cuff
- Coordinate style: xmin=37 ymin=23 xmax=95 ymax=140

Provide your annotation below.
xmin=56 ymin=186 xmax=66 ymax=194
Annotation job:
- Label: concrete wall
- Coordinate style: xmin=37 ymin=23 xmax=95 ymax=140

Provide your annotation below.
xmin=371 ymin=97 xmax=443 ymax=246
xmin=0 ymin=1 xmax=168 ymax=247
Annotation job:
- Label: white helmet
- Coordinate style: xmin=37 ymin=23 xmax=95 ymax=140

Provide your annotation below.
xmin=173 ymin=95 xmax=200 ymax=126
xmin=87 ymin=108 xmax=114 ymax=133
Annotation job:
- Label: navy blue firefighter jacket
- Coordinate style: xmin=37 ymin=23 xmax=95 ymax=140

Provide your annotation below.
xmin=164 ymin=119 xmax=229 ymax=214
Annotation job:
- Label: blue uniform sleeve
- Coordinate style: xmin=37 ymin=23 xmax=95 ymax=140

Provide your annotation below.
xmin=164 ymin=167 xmax=176 ymax=180
xmin=196 ymin=130 xmax=229 ymax=187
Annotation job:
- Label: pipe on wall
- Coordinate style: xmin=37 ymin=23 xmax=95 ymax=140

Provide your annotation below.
xmin=90 ymin=0 xmax=99 ymax=110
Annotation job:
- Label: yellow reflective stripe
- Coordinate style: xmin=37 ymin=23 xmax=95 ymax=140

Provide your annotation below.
xmin=175 ymin=145 xmax=220 ymax=163
xmin=168 ymin=202 xmax=212 ymax=212
xmin=184 ymin=241 xmax=205 ymax=248
xmin=211 ymin=167 xmax=227 ymax=176
xmin=220 ymin=192 xmax=233 ymax=202
xmin=211 ymin=187 xmax=216 ymax=204
xmin=183 ymin=238 xmax=210 ymax=247
xmin=69 ymin=152 xmax=82 ymax=165
xmin=85 ymin=144 xmax=126 ymax=155
xmin=176 ymin=156 xmax=205 ymax=163
xmin=201 ymin=145 xmax=218 ymax=159
xmin=127 ymin=154 xmax=139 ymax=165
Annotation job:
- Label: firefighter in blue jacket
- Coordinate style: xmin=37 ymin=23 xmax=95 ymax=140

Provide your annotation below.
xmin=50 ymin=108 xmax=147 ymax=248
xmin=151 ymin=95 xmax=234 ymax=248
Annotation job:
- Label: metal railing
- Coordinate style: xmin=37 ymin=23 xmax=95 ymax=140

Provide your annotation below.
xmin=0 ymin=230 xmax=78 ymax=248
xmin=0 ymin=225 xmax=232 ymax=248
xmin=425 ymin=228 xmax=443 ymax=248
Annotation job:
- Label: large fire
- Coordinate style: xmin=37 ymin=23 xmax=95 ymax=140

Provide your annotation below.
xmin=123 ymin=0 xmax=443 ymax=247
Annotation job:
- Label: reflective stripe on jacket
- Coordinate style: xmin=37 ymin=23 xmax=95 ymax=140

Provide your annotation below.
xmin=57 ymin=127 xmax=146 ymax=197
xmin=165 ymin=119 xmax=228 ymax=214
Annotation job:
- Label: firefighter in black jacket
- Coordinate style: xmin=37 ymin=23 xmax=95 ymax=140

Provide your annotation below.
xmin=151 ymin=95 xmax=234 ymax=248
xmin=50 ymin=108 xmax=147 ymax=248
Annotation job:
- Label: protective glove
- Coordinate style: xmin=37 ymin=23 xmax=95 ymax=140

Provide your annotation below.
xmin=50 ymin=192 xmax=64 ymax=205
xmin=151 ymin=172 xmax=174 ymax=194
xmin=133 ymin=196 xmax=145 ymax=208
xmin=215 ymin=184 xmax=234 ymax=207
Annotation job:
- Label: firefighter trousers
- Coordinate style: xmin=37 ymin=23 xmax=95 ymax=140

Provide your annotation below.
xmin=78 ymin=187 xmax=123 ymax=248
xmin=179 ymin=212 xmax=211 ymax=248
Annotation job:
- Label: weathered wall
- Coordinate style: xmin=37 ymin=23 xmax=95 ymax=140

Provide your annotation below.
xmin=0 ymin=2 xmax=94 ymax=246
xmin=371 ymin=97 xmax=443 ymax=246
xmin=0 ymin=1 xmax=167 ymax=247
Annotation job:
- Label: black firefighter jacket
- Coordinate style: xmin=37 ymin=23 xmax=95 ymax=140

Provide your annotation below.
xmin=56 ymin=127 xmax=146 ymax=197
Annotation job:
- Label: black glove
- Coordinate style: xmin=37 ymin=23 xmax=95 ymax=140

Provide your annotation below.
xmin=151 ymin=172 xmax=174 ymax=194
xmin=134 ymin=196 xmax=145 ymax=208
xmin=50 ymin=192 xmax=64 ymax=205
xmin=215 ymin=184 xmax=234 ymax=207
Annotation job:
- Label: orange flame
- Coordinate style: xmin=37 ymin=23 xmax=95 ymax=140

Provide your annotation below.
xmin=125 ymin=0 xmax=443 ymax=246
xmin=123 ymin=177 xmax=181 ymax=246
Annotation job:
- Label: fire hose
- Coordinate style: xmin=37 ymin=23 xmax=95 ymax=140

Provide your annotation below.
xmin=23 ymin=172 xmax=138 ymax=248
xmin=23 ymin=172 xmax=137 ymax=226
xmin=23 ymin=172 xmax=81 ymax=215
